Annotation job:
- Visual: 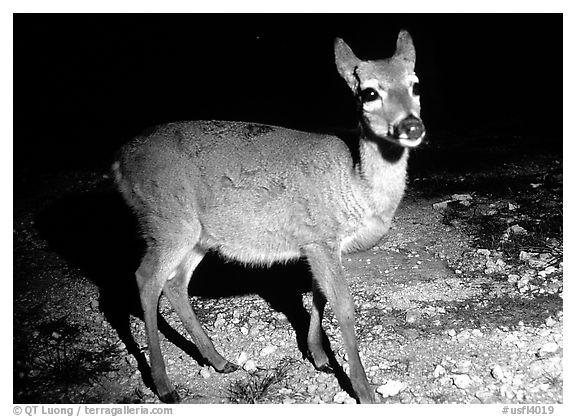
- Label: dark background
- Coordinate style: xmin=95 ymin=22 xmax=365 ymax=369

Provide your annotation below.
xmin=14 ymin=14 xmax=562 ymax=176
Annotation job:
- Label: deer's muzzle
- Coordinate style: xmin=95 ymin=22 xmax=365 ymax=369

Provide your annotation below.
xmin=394 ymin=115 xmax=425 ymax=148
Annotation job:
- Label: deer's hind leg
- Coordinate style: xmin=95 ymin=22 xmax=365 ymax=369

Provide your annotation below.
xmin=136 ymin=244 xmax=188 ymax=403
xmin=307 ymin=287 xmax=333 ymax=373
xmin=162 ymin=247 xmax=239 ymax=374
xmin=136 ymin=217 xmax=236 ymax=403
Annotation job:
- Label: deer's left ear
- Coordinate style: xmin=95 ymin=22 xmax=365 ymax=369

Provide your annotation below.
xmin=393 ymin=30 xmax=416 ymax=69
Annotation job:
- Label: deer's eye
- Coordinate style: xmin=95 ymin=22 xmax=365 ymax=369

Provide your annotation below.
xmin=360 ymin=88 xmax=380 ymax=103
xmin=412 ymin=82 xmax=420 ymax=96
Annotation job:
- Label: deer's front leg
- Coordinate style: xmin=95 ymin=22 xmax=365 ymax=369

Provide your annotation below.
xmin=303 ymin=243 xmax=374 ymax=404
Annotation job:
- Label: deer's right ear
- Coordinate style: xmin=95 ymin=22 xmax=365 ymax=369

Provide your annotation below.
xmin=335 ymin=38 xmax=361 ymax=91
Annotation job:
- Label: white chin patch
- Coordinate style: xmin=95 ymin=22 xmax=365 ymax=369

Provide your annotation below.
xmin=398 ymin=136 xmax=423 ymax=148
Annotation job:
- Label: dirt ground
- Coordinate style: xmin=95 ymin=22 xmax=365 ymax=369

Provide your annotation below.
xmin=13 ymin=133 xmax=562 ymax=404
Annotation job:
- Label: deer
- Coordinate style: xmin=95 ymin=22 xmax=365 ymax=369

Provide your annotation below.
xmin=112 ymin=30 xmax=425 ymax=404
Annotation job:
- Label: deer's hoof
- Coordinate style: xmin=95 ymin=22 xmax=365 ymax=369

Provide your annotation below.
xmin=306 ymin=350 xmax=334 ymax=373
xmin=159 ymin=390 xmax=180 ymax=403
xmin=316 ymin=363 xmax=334 ymax=374
xmin=216 ymin=361 xmax=240 ymax=374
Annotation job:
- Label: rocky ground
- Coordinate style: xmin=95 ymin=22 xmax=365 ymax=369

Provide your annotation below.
xmin=13 ymin=134 xmax=562 ymax=404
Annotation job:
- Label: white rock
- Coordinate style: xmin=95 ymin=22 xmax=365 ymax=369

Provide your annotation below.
xmin=452 ymin=374 xmax=473 ymax=389
xmin=243 ymin=359 xmax=257 ymax=372
xmin=405 ymin=310 xmax=420 ymax=324
xmin=538 ymin=342 xmax=559 ymax=357
xmin=475 ymin=389 xmax=493 ymax=402
xmin=456 ymin=330 xmax=470 ymax=343
xmin=507 ymin=274 xmax=520 ymax=283
xmin=539 ymin=328 xmax=551 ymax=337
xmin=237 ymin=351 xmax=248 ymax=366
xmin=452 ymin=193 xmax=473 ymax=203
xmin=545 ymin=317 xmax=557 ymax=327
xmin=538 ymin=266 xmax=557 ymax=277
xmin=376 ymin=380 xmax=405 ymax=398
xmin=502 ymin=333 xmax=518 ymax=345
xmin=519 ymin=251 xmax=536 ymax=261
xmin=199 ymin=367 xmax=211 ymax=379
xmin=333 ymin=391 xmax=354 ymax=404
xmin=433 ymin=200 xmax=451 ymax=210
xmin=307 ymin=384 xmax=318 ymax=394
xmin=491 ymin=364 xmax=505 ymax=381
xmin=260 ymin=345 xmax=277 ymax=357
xmin=509 ymin=224 xmax=527 ymax=235
xmin=485 ymin=258 xmax=507 ymax=274
xmin=477 ymin=248 xmax=491 ymax=257
xmin=433 ymin=364 xmax=446 ymax=378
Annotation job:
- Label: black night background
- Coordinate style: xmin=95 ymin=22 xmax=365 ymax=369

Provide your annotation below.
xmin=15 ymin=14 xmax=562 ymax=174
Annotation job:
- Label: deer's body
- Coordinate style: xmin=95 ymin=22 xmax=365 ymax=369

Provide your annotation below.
xmin=117 ymin=121 xmax=408 ymax=264
xmin=114 ymin=31 xmax=425 ymax=404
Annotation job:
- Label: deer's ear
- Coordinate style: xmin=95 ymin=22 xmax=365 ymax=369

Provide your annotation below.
xmin=335 ymin=38 xmax=361 ymax=91
xmin=393 ymin=30 xmax=416 ymax=69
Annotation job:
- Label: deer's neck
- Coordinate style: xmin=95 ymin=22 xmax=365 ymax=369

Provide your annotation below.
xmin=356 ymin=130 xmax=409 ymax=218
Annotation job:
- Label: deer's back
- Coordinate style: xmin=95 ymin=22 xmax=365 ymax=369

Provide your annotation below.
xmin=114 ymin=120 xmax=370 ymax=264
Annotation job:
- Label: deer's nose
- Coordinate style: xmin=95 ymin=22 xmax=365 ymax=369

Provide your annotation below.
xmin=395 ymin=115 xmax=425 ymax=141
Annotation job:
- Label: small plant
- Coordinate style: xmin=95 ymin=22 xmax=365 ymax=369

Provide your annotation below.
xmin=29 ymin=317 xmax=122 ymax=391
xmin=33 ymin=341 xmax=121 ymax=386
xmin=440 ymin=204 xmax=460 ymax=226
xmin=542 ymin=370 xmax=563 ymax=389
xmin=227 ymin=358 xmax=297 ymax=404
